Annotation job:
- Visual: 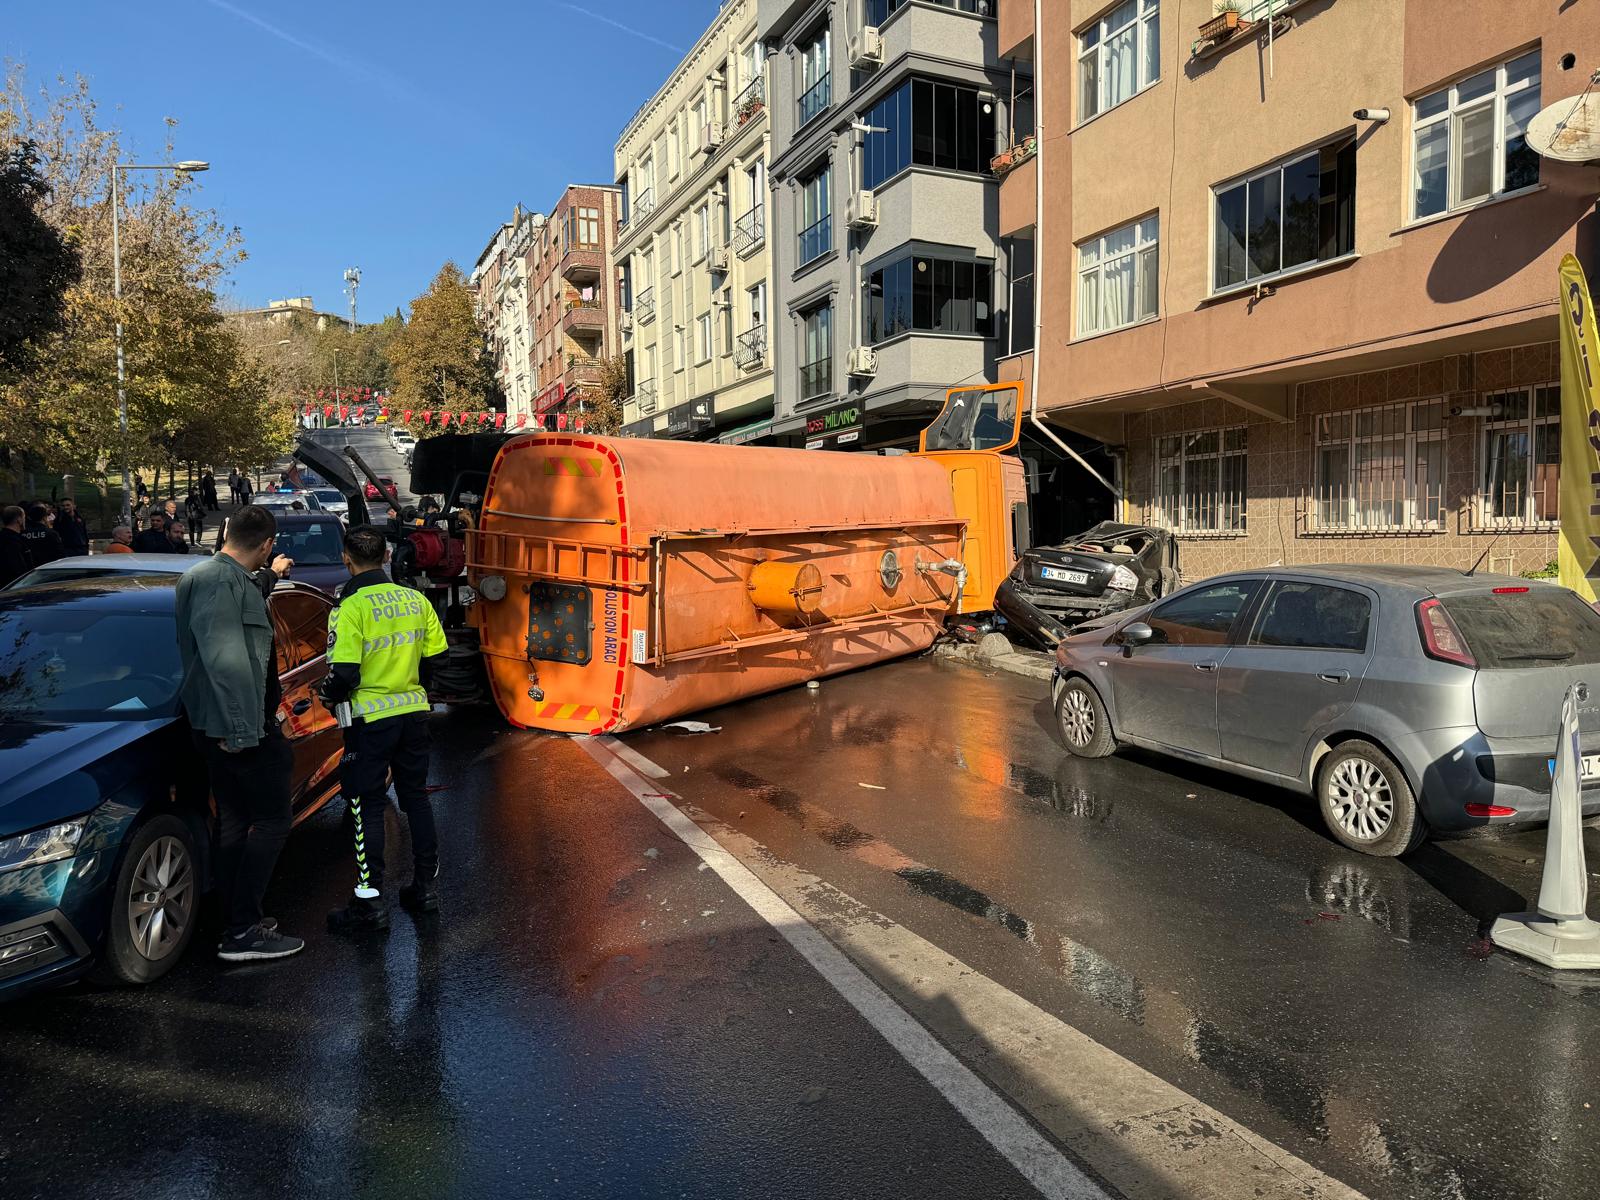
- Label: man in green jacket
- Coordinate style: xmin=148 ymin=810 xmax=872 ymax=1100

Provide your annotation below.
xmin=175 ymin=504 xmax=304 ymax=962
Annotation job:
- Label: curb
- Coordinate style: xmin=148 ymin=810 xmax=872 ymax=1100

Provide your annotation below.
xmin=933 ymin=640 xmax=1057 ymax=683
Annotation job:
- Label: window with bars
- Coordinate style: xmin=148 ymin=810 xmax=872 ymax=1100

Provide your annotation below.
xmin=1153 ymin=426 xmax=1247 ymax=534
xmin=1477 ymin=384 xmax=1559 ymax=529
xmin=1310 ymin=399 xmax=1445 ymax=533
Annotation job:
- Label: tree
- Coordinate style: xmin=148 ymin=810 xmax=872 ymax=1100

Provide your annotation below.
xmin=581 ymin=354 xmax=627 ymax=436
xmin=386 ymin=262 xmax=501 ymax=436
xmin=0 ymin=140 xmax=79 ymax=374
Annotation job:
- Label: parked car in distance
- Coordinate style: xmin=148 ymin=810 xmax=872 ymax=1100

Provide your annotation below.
xmin=0 ymin=574 xmax=344 ymax=1000
xmin=311 ymin=487 xmax=349 ymax=517
xmin=1052 ymin=564 xmax=1600 ymax=857
xmin=256 ymin=491 xmax=324 ymax=514
xmin=4 ymin=554 xmax=192 ymax=591
xmin=364 ymin=476 xmax=398 ymax=501
xmin=996 ymin=522 xmax=1179 ymax=650
xmin=270 ymin=513 xmax=352 ymax=594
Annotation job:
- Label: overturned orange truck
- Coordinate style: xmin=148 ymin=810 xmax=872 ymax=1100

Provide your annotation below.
xmin=465 ymin=383 xmax=1028 ymax=735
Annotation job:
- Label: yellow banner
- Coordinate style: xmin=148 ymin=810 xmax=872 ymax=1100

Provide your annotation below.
xmin=1558 ymin=253 xmax=1600 ymax=602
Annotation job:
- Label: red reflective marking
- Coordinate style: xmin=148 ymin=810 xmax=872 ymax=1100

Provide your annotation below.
xmin=1465 ymin=802 xmax=1517 ymax=817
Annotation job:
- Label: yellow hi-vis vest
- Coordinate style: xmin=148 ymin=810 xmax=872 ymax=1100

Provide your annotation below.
xmin=327 ymin=581 xmax=448 ymax=721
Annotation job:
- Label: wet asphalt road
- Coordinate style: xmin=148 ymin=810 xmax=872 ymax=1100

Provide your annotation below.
xmin=623 ymin=658 xmax=1600 ymax=1200
xmin=0 ymin=715 xmax=1042 ymax=1199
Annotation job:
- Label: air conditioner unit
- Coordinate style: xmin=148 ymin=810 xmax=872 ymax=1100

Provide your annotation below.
xmin=849 ymin=27 xmax=884 ymax=68
xmin=701 ymin=122 xmax=724 ymax=153
xmin=707 ymin=246 xmax=730 ymax=273
xmin=847 ymin=346 xmax=878 ymax=377
xmin=847 ymin=188 xmax=879 ymax=230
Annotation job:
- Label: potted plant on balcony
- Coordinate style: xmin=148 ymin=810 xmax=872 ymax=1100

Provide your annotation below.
xmin=1200 ymin=0 xmax=1244 ymax=42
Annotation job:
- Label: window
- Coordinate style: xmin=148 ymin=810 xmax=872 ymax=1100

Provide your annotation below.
xmin=1078 ymin=0 xmax=1160 ymax=123
xmin=742 ymin=40 xmax=766 ymax=92
xmin=674 ymin=325 xmax=686 ymax=371
xmin=1249 ymin=582 xmax=1371 ymax=652
xmin=1479 ymin=384 xmax=1559 ymax=528
xmin=1077 ymin=215 xmax=1157 ymax=336
xmin=674 ymin=222 xmax=686 ymax=273
xmin=1006 ymin=234 xmax=1035 ymax=355
xmin=749 ymin=280 xmax=768 ymax=328
xmin=800 ymin=304 xmax=832 ymax=402
xmin=693 ymin=99 xmax=707 ymax=146
xmin=1214 ymin=138 xmax=1356 ymax=292
xmin=868 ymin=0 xmax=995 ymax=22
xmin=696 ymin=204 xmax=710 ymax=261
xmin=666 ymin=122 xmax=678 ymax=179
xmin=1312 ymin=399 xmax=1445 ymax=532
xmin=577 ymin=207 xmax=600 ymax=247
xmin=861 ymin=78 xmax=998 ymax=189
xmin=799 ymin=164 xmax=832 ymax=265
xmin=1153 ymin=426 xmax=1247 ymax=534
xmin=864 ymin=253 xmax=993 ymax=343
xmin=697 ymin=313 xmax=714 ymax=363
xmin=1145 ymin=580 xmax=1260 ymax=647
xmin=1413 ymin=51 xmax=1540 ymax=220
xmin=799 ymin=28 xmax=831 ymax=125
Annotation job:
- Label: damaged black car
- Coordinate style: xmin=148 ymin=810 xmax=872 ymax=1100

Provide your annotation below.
xmin=994 ymin=522 xmax=1179 ymax=650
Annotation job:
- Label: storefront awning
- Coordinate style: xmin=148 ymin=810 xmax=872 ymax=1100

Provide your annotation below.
xmin=718 ymin=418 xmax=773 ymax=445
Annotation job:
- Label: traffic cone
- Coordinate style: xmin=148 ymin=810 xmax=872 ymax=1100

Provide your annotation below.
xmin=1491 ymin=682 xmax=1600 ymax=968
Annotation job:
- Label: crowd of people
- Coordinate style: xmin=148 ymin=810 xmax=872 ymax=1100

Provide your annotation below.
xmin=0 ymin=467 xmax=249 ymax=588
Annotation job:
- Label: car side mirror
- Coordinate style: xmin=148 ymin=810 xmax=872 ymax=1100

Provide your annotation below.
xmin=1120 ymin=622 xmax=1154 ymax=647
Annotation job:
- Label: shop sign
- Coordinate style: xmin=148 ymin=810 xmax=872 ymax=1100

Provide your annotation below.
xmin=805 ymin=403 xmax=861 ymax=439
xmin=665 ymin=398 xmax=714 ymax=438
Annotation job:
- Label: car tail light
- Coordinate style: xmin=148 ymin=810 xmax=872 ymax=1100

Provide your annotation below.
xmin=1416 ymin=598 xmax=1475 ymax=668
xmin=1464 ymin=802 xmax=1517 ymax=817
xmin=1491 ymin=586 xmax=1529 ymax=594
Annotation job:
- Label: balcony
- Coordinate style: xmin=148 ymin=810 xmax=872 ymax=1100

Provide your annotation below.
xmin=798 ymin=72 xmax=830 ymax=127
xmin=633 ymin=379 xmax=658 ymax=415
xmin=734 ymin=204 xmax=766 ymax=256
xmin=634 ymin=286 xmax=656 ymax=325
xmin=633 ymin=187 xmax=656 ymax=222
xmin=562 ymin=296 xmax=604 ymax=333
xmin=560 ymin=244 xmax=605 ymax=283
xmin=565 ymin=354 xmax=605 ymax=386
xmin=991 ymin=134 xmax=1037 ymax=179
xmin=733 ymin=76 xmax=765 ymax=128
xmin=735 ymin=324 xmax=768 ymax=372
xmin=798 ymin=214 xmax=832 ymax=267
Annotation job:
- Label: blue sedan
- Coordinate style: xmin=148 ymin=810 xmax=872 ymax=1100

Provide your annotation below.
xmin=0 ymin=573 xmax=345 ymax=999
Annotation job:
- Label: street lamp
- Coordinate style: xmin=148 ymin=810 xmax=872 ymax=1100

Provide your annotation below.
xmin=111 ymin=159 xmax=209 ymax=525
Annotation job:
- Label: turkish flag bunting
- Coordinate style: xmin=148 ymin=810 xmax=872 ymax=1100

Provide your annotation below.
xmin=421 ymin=411 xmax=433 ymax=425
xmin=439 ymin=412 xmax=451 ymax=429
xmin=514 ymin=414 xmax=528 ymax=428
xmin=402 ymin=410 xmax=413 ymax=424
xmin=379 ymin=407 xmax=389 ymax=417
xmin=339 ymin=406 xmax=349 ymax=420
xmin=302 ymin=404 xmax=312 ymax=416
xmin=323 ymin=405 xmax=335 ymax=419
xmin=317 ymin=389 xmax=326 ymax=400
xmin=355 ymin=407 xmax=366 ymax=421
xmin=494 ymin=413 xmax=506 ymax=429
xmin=477 ymin=412 xmax=489 ymax=426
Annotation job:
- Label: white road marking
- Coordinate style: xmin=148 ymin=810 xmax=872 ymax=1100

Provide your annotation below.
xmin=581 ymin=736 xmax=1110 ymax=1200
xmin=605 ymin=738 xmax=671 ymax=779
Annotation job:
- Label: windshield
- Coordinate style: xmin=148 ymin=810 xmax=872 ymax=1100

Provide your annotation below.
xmin=313 ymin=490 xmax=345 ymax=505
xmin=6 ymin=566 xmax=124 ymax=591
xmin=0 ymin=608 xmax=181 ymax=721
xmin=275 ymin=522 xmax=345 ymax=566
xmin=1442 ymin=589 xmax=1600 ymax=669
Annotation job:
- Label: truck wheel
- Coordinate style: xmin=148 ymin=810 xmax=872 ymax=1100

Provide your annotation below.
xmin=1056 ymin=679 xmax=1116 ymax=758
xmin=1317 ymin=740 xmax=1426 ymax=857
xmin=93 ymin=815 xmax=199 ymax=986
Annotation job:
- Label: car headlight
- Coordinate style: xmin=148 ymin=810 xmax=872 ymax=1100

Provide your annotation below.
xmin=0 ymin=819 xmax=87 ymax=874
xmin=1107 ymin=564 xmax=1139 ymax=592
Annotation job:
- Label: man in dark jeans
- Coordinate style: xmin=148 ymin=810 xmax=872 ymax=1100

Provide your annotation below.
xmin=174 ymin=505 xmax=303 ymax=962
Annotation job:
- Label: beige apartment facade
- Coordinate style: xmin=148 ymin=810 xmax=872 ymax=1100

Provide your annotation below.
xmin=614 ymin=0 xmax=774 ymax=442
xmin=470 ymin=206 xmax=543 ymax=425
xmin=997 ymin=0 xmax=1600 ymax=578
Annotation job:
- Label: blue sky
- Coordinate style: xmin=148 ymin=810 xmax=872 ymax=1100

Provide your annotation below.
xmin=9 ymin=0 xmax=709 ymax=317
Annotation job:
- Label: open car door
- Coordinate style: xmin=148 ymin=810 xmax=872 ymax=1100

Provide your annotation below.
xmin=292 ymin=437 xmax=370 ymax=525
xmin=919 ymin=381 xmax=1025 ymax=454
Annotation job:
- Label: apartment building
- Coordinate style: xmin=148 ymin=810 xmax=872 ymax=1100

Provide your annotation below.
xmin=521 ymin=185 xmax=625 ymax=431
xmin=614 ymin=0 xmax=774 ymax=444
xmin=757 ymin=0 xmax=1024 ymax=451
xmin=469 ymin=205 xmax=543 ymax=424
xmin=998 ymin=0 xmax=1600 ymax=578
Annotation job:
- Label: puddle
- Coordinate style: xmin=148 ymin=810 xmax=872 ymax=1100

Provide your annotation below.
xmin=896 ymin=866 xmax=1031 ymax=941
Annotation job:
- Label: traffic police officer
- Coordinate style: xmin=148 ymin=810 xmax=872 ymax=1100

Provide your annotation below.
xmin=321 ymin=524 xmax=449 ymax=931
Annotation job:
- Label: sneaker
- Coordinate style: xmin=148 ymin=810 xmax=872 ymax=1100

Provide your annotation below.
xmin=217 ymin=917 xmax=276 ymax=951
xmin=217 ymin=923 xmax=305 ymax=962
xmin=399 ymin=876 xmax=440 ymax=913
xmin=327 ymin=894 xmax=390 ymax=933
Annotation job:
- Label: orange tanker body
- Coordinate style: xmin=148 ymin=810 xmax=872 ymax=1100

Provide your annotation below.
xmin=468 ymin=434 xmax=968 ymax=734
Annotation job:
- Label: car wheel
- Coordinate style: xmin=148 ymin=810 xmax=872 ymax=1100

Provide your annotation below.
xmin=93 ymin=814 xmax=199 ymax=986
xmin=1056 ymin=678 xmax=1116 ymax=758
xmin=1317 ymin=740 xmax=1426 ymax=857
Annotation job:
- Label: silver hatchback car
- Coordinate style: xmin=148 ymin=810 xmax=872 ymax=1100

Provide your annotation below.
xmin=1051 ymin=564 xmax=1600 ymax=856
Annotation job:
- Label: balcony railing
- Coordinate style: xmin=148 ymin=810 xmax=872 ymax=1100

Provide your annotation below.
xmin=633 ymin=187 xmax=656 ymax=222
xmin=633 ymin=379 xmax=658 ymax=415
xmin=991 ymin=134 xmax=1038 ymax=178
xmin=634 ymin=286 xmax=656 ymax=325
xmin=733 ymin=76 xmax=765 ymax=127
xmin=798 ymin=214 xmax=832 ymax=266
xmin=799 ymin=358 xmax=831 ymax=403
xmin=733 ymin=204 xmax=766 ymax=256
xmin=735 ymin=324 xmax=767 ymax=372
xmin=798 ymin=72 xmax=831 ymax=127
xmin=566 ymin=355 xmax=605 ymax=384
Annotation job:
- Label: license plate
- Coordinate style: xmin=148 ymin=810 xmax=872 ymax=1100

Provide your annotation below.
xmin=1584 ymin=755 xmax=1600 ymax=782
xmin=1041 ymin=566 xmax=1090 ymax=585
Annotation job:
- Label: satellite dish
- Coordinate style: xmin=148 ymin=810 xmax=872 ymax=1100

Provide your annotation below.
xmin=1527 ymin=91 xmax=1600 ymax=164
